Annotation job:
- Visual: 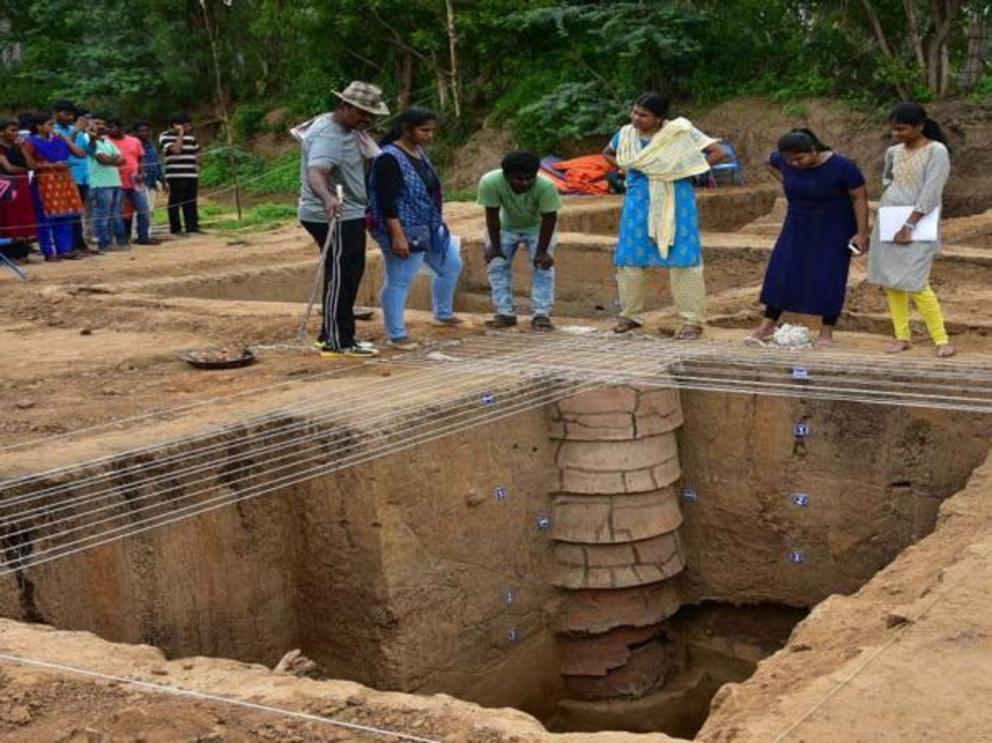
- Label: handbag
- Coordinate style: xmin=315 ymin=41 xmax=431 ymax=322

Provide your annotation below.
xmin=405 ymin=224 xmax=432 ymax=253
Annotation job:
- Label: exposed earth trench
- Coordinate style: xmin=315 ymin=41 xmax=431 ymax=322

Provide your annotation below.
xmin=3 ymin=183 xmax=992 ymax=741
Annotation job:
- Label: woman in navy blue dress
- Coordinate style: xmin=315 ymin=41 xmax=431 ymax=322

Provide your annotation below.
xmin=749 ymin=129 xmax=869 ymax=348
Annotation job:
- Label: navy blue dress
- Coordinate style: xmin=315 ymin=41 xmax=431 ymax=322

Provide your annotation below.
xmin=759 ymin=152 xmax=865 ymax=318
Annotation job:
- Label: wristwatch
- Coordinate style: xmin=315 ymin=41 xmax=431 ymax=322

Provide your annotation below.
xmin=902 ymin=221 xmax=916 ymax=231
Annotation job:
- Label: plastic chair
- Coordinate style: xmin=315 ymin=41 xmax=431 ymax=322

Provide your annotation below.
xmin=711 ymin=141 xmax=744 ymax=186
xmin=0 ymin=239 xmax=28 ymax=280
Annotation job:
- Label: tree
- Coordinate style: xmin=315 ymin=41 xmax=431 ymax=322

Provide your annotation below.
xmin=858 ymin=0 xmax=989 ymax=98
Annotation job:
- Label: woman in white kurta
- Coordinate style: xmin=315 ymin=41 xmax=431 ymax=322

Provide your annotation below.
xmin=867 ymin=102 xmax=954 ymax=358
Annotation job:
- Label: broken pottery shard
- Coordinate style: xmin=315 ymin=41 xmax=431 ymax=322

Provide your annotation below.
xmin=555 ymin=582 xmax=682 ymax=634
xmin=557 ymin=624 xmax=661 ymax=676
xmin=563 ymin=640 xmax=674 ymax=700
xmin=273 ymin=649 xmax=318 ymax=677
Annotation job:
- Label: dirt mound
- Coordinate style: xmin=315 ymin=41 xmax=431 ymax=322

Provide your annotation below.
xmin=444 ymin=125 xmax=516 ymax=192
xmin=689 ymin=97 xmax=992 ymax=217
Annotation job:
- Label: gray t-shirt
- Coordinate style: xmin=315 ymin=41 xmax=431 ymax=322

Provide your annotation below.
xmin=298 ymin=115 xmax=367 ymax=223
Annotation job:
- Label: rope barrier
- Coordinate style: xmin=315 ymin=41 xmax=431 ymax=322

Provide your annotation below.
xmin=4 ymin=332 xmax=992 ymax=576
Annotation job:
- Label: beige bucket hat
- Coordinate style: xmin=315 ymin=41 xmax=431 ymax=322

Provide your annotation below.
xmin=332 ymin=81 xmax=390 ymax=116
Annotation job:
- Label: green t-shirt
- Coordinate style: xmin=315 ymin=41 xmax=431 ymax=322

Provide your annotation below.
xmin=476 ymin=169 xmax=561 ymax=233
xmin=89 ymin=138 xmax=122 ymax=189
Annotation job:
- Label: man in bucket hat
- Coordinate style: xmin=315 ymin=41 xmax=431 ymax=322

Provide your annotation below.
xmin=298 ymin=81 xmax=389 ymax=357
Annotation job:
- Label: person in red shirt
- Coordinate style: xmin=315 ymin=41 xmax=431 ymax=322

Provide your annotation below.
xmin=107 ymin=118 xmax=156 ymax=245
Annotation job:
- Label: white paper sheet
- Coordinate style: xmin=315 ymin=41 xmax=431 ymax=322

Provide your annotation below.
xmin=878 ymin=206 xmax=940 ymax=242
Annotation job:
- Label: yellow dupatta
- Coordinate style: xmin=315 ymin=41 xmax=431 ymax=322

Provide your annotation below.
xmin=615 ymin=118 xmax=716 ymax=256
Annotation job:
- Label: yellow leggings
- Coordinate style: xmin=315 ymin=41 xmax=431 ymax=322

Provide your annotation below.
xmin=885 ymin=285 xmax=949 ymax=345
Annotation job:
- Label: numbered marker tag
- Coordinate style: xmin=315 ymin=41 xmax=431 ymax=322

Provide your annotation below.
xmin=536 ymin=514 xmax=551 ymax=531
xmin=502 ymin=589 xmax=515 ymax=607
xmin=481 ymin=392 xmax=496 ymax=407
xmin=494 ymin=485 xmax=508 ymax=502
xmin=793 ymin=422 xmax=810 ymax=439
xmin=681 ymin=487 xmax=698 ymax=504
xmin=507 ymin=626 xmax=520 ymax=644
xmin=792 ymin=492 xmax=810 ymax=508
xmin=787 ymin=550 xmax=806 ymax=565
xmin=792 ymin=366 xmax=809 ymax=380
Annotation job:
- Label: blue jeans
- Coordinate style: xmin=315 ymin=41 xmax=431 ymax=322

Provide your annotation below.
xmin=380 ymin=237 xmax=463 ymax=340
xmin=486 ymin=230 xmax=557 ymax=317
xmin=123 ymin=187 xmax=150 ymax=242
xmin=91 ymin=187 xmax=125 ymax=249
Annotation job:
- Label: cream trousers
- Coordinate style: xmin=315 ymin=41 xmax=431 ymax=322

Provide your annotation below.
xmin=617 ymin=264 xmax=707 ymax=325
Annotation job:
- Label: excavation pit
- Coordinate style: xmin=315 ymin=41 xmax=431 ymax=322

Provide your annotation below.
xmin=2 ymin=349 xmax=988 ymax=740
xmin=7 ymin=185 xmax=992 ymax=740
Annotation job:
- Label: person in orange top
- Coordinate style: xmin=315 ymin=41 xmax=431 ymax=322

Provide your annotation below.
xmin=107 ymin=118 xmax=155 ymax=245
xmin=22 ymin=113 xmax=87 ymax=259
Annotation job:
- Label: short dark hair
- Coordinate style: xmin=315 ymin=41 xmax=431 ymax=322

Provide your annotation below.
xmin=169 ymin=112 xmax=192 ymax=125
xmin=132 ymin=120 xmax=150 ymax=131
xmin=52 ymin=99 xmax=75 ymax=114
xmin=106 ymin=116 xmax=123 ymax=127
xmin=501 ymin=150 xmax=540 ymax=177
xmin=0 ymin=118 xmax=18 ymax=130
xmin=635 ymin=91 xmax=670 ymax=119
xmin=89 ymin=112 xmax=108 ymax=122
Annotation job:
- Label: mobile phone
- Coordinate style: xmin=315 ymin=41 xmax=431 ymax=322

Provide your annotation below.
xmin=848 ymin=240 xmax=862 ymax=256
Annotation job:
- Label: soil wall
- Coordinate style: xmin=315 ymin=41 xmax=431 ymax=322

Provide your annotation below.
xmin=0 ymin=401 xmax=564 ymax=718
xmin=676 ymin=390 xmax=991 ymax=606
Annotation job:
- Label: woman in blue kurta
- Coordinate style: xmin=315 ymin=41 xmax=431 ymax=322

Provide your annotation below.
xmin=749 ymin=129 xmax=869 ymax=348
xmin=603 ymin=92 xmax=726 ymax=340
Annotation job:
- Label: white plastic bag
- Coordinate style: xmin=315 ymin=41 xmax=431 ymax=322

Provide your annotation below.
xmin=772 ymin=323 xmax=813 ymax=348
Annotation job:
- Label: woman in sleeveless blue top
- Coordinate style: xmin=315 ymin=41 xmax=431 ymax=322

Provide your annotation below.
xmin=368 ymin=108 xmax=463 ymax=349
xmin=749 ymin=129 xmax=869 ymax=349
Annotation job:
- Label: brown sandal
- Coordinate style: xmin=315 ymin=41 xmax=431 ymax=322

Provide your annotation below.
xmin=673 ymin=324 xmax=703 ymax=341
xmin=612 ymin=318 xmax=642 ymax=334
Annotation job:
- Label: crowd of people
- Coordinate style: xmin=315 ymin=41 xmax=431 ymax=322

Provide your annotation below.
xmin=1 ymin=86 xmax=952 ymax=363
xmin=299 ymin=82 xmax=954 ymax=359
xmin=0 ymin=102 xmax=203 ymax=264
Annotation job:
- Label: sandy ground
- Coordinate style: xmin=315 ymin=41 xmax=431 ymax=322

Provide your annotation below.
xmin=4 ymin=191 xmax=992 ymax=740
xmin=5 ymin=202 xmax=992 ymax=451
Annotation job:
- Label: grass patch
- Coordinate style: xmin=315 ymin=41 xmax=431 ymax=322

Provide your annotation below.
xmin=445 ymin=188 xmax=477 ymax=202
xmin=207 ymin=203 xmax=298 ymax=232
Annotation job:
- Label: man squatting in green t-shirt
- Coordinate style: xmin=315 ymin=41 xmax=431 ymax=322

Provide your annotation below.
xmin=476 ymin=151 xmax=562 ymax=331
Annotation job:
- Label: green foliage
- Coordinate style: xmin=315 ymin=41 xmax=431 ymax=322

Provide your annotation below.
xmin=968 ymin=75 xmax=992 ymax=104
xmin=2 ymin=0 xmax=987 ymax=187
xmin=231 ymin=104 xmax=269 ymax=141
xmin=512 ymin=82 xmax=624 ymax=152
xmin=491 ymin=2 xmax=704 ymax=151
xmin=200 ymin=148 xmax=299 ymax=195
